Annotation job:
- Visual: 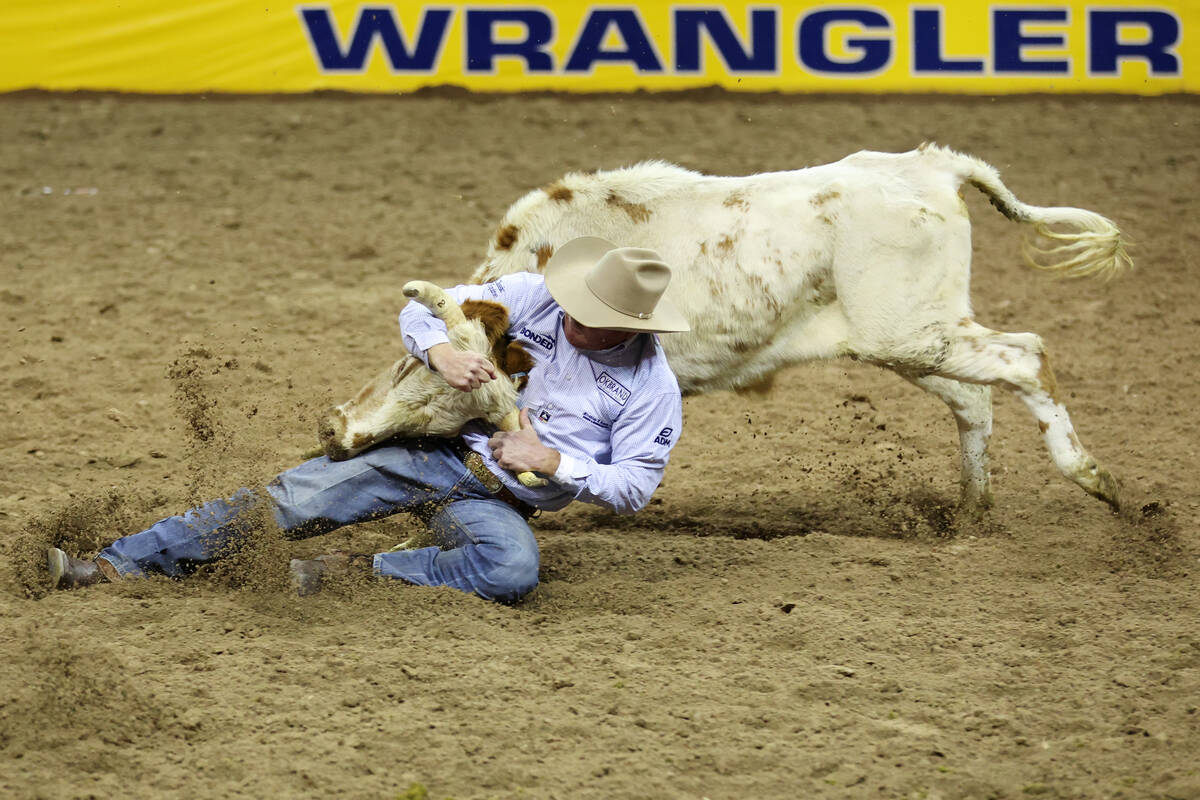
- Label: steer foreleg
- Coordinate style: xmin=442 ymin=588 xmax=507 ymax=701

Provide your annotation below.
xmin=402 ymin=280 xmax=468 ymax=328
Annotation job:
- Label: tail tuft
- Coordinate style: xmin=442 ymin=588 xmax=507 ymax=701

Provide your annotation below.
xmin=949 ymin=147 xmax=1133 ymax=281
xmin=1023 ymin=215 xmax=1133 ymax=281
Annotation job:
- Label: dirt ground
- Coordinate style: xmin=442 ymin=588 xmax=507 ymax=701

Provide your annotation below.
xmin=1 ymin=91 xmax=1198 ymax=799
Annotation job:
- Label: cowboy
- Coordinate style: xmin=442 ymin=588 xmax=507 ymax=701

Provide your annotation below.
xmin=47 ymin=237 xmax=689 ymax=603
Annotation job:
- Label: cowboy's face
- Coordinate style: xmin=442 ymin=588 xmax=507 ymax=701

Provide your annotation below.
xmin=563 ymin=314 xmax=637 ymax=351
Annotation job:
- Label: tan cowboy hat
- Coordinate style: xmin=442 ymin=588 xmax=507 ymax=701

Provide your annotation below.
xmin=543 ymin=237 xmax=690 ymax=333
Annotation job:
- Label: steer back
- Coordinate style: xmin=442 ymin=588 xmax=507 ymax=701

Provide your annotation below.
xmin=318 ymin=287 xmax=533 ymax=462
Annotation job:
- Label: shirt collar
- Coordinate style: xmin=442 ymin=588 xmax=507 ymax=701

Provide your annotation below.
xmin=557 ymin=310 xmax=648 ymax=366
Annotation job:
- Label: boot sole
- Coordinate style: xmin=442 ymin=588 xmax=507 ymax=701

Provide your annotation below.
xmin=46 ymin=547 xmax=68 ymax=590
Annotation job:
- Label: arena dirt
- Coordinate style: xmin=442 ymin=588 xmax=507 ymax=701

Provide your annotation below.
xmin=1 ymin=92 xmax=1198 ymax=799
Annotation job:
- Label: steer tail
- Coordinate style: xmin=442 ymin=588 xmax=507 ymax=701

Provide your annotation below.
xmin=403 ymin=280 xmax=468 ymax=328
xmin=936 ymin=144 xmax=1133 ymax=280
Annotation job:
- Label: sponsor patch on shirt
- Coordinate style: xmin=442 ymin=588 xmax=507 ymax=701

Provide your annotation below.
xmin=595 ymin=371 xmax=630 ymax=406
xmin=582 ymin=411 xmax=612 ymax=430
xmin=520 ymin=326 xmax=555 ymax=351
xmin=538 ymin=408 xmax=552 ymax=422
xmin=655 ymin=427 xmax=674 ymax=445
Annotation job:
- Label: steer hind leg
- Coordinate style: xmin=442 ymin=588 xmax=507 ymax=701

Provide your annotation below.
xmin=899 ymin=373 xmax=994 ymax=516
xmin=930 ymin=323 xmax=1120 ymax=511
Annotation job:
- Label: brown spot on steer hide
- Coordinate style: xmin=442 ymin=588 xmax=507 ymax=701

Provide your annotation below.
xmin=1037 ymin=354 xmax=1061 ymax=403
xmin=495 ymin=224 xmax=519 ymax=250
xmin=458 ymin=299 xmax=533 ymax=384
xmin=606 ymin=192 xmax=652 ymax=223
xmin=535 ymin=243 xmax=554 ymax=270
xmin=970 ymin=179 xmax=1024 ymax=221
xmin=811 ymin=189 xmax=841 ymax=207
xmin=544 ymin=183 xmax=573 ymax=203
xmin=723 ymin=190 xmax=749 ymax=210
xmin=461 ymin=300 xmax=511 ymax=344
xmin=500 ymin=341 xmax=535 ymax=387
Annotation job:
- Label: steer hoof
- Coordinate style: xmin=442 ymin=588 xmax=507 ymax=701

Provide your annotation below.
xmin=402 ymin=280 xmax=438 ymax=302
xmin=1083 ymin=467 xmax=1121 ymax=512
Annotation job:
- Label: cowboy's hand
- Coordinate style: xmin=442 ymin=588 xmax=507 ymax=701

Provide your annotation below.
xmin=428 ymin=343 xmax=496 ymax=392
xmin=489 ymin=409 xmax=561 ymax=475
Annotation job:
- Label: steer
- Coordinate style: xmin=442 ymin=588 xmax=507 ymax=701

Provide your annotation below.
xmin=458 ymin=144 xmax=1130 ymax=515
xmin=318 ymin=280 xmax=542 ymax=486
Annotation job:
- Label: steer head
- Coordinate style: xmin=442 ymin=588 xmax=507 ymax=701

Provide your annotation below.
xmin=318 ymin=293 xmax=534 ymax=462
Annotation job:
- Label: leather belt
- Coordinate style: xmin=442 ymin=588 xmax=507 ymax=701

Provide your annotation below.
xmin=453 ymin=443 xmax=539 ymax=520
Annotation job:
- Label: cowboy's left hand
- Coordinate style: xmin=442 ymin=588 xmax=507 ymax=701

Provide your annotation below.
xmin=489 ymin=409 xmax=561 ymax=475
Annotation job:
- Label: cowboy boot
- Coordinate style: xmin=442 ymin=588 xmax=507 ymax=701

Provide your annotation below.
xmin=289 ymin=552 xmax=373 ymax=596
xmin=47 ymin=547 xmax=107 ymax=590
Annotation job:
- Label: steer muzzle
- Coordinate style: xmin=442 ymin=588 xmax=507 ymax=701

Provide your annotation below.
xmin=317 ymin=407 xmax=355 ymax=461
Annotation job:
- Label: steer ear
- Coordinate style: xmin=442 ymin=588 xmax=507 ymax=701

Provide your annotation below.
xmin=500 ymin=341 xmax=535 ymax=388
xmin=460 ymin=300 xmax=511 ymax=344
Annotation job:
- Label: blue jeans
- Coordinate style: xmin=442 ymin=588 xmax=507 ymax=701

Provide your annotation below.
xmin=97 ymin=441 xmax=541 ymax=603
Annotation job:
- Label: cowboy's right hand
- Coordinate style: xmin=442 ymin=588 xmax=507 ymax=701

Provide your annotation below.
xmin=428 ymin=344 xmax=497 ymax=392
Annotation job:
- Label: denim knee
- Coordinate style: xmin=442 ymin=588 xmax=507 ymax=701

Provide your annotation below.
xmin=481 ymin=546 xmax=540 ymax=603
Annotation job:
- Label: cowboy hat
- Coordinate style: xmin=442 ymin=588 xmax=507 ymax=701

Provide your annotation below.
xmin=543 ymin=237 xmax=690 ymax=333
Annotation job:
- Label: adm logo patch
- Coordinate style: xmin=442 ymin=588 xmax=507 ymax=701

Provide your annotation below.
xmin=655 ymin=427 xmax=673 ymax=445
xmin=595 ymin=371 xmax=630 ymax=406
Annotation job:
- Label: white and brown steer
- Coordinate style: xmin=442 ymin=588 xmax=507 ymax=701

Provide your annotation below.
xmin=450 ymin=144 xmax=1130 ymax=516
xmin=318 ymin=280 xmax=541 ymax=486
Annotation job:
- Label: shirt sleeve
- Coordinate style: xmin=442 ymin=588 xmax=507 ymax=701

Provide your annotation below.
xmin=550 ymin=389 xmax=683 ymax=515
xmin=399 ymin=274 xmax=539 ymax=366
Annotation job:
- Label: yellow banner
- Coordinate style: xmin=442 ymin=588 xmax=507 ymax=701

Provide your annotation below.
xmin=1 ymin=1 xmax=1194 ymax=94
